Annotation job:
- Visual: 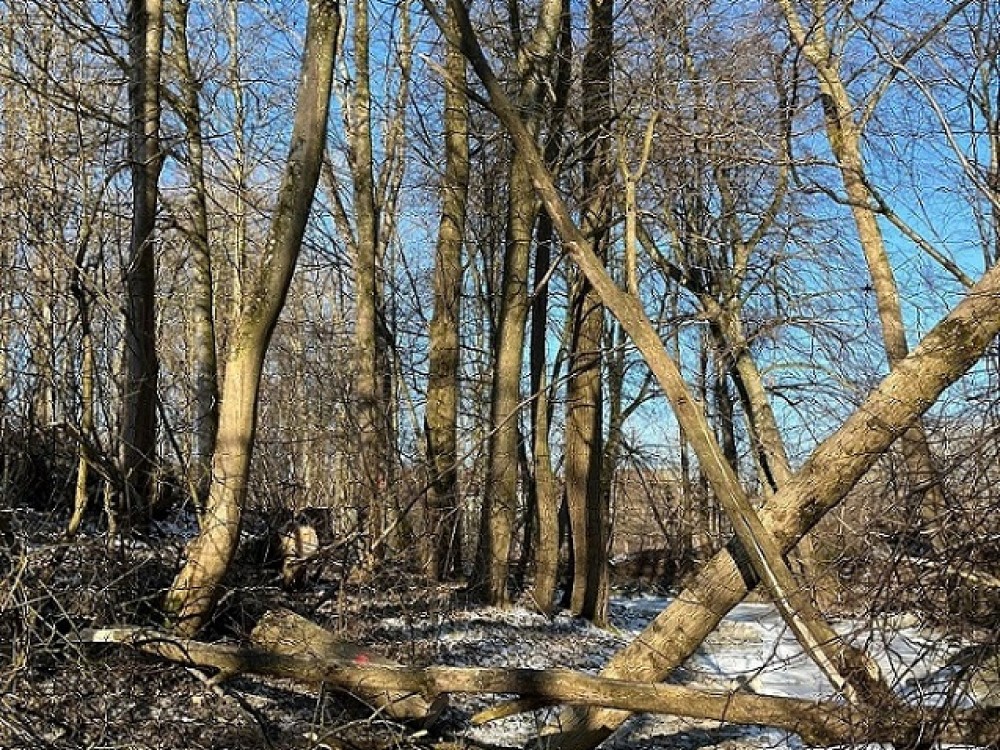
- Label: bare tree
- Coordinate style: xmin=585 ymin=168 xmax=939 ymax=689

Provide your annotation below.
xmin=424 ymin=0 xmax=470 ymax=580
xmin=118 ymin=0 xmax=164 ymax=527
xmin=439 ymin=0 xmax=986 ymax=728
xmin=775 ymin=0 xmax=956 ymax=542
xmin=563 ymin=0 xmax=614 ymax=624
xmin=472 ymin=0 xmax=563 ymax=606
xmin=164 ymin=0 xmax=342 ymax=635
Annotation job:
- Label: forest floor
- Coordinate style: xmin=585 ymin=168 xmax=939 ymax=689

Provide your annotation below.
xmin=0 ymin=507 xmax=993 ymax=750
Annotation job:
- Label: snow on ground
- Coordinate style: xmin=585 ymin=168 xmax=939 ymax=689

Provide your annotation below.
xmin=362 ymin=593 xmax=976 ymax=749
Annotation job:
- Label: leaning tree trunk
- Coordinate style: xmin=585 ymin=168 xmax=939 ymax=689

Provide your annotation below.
xmin=119 ymin=0 xmax=164 ymax=526
xmin=164 ymin=0 xmax=341 ymax=636
xmin=542 ymin=257 xmax=1000 ymax=747
xmin=424 ymin=0 xmax=469 ymax=580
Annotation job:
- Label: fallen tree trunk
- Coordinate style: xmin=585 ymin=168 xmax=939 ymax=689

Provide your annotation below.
xmin=250 ymin=608 xmax=445 ymax=724
xmin=77 ymin=626 xmax=1000 ymax=747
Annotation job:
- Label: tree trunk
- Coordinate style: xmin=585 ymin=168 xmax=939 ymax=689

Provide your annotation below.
xmin=81 ymin=625 xmax=1000 ymax=747
xmin=564 ymin=0 xmax=613 ymax=625
xmin=225 ymin=0 xmax=248 ymax=320
xmin=119 ymin=0 xmax=164 ymax=526
xmin=67 ymin=247 xmax=96 ymax=539
xmin=472 ymin=0 xmax=564 ymax=606
xmin=169 ymin=0 xmax=219 ymax=510
xmin=250 ymin=609 xmax=445 ymax=724
xmin=564 ymin=280 xmax=606 ymax=620
xmin=164 ymin=0 xmax=341 ymax=635
xmin=528 ymin=0 xmax=571 ymax=616
xmin=530 ymin=349 xmax=561 ymax=615
xmin=712 ymin=364 xmax=739 ymax=475
xmin=425 ymin=0 xmax=469 ymax=580
xmin=474 ymin=153 xmax=535 ymax=605
xmin=371 ymin=8 xmax=413 ymax=558
xmin=347 ymin=0 xmax=386 ymax=561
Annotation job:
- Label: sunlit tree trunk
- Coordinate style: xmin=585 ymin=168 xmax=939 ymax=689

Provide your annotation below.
xmin=164 ymin=0 xmax=341 ymax=635
xmin=169 ymin=0 xmax=219 ymax=509
xmin=472 ymin=0 xmax=563 ymax=606
xmin=425 ymin=0 xmax=469 ymax=580
xmin=529 ymin=342 xmax=561 ymax=612
xmin=474 ymin=153 xmax=535 ymax=605
xmin=373 ymin=7 xmax=413 ymax=555
xmin=346 ymin=0 xmax=388 ymax=559
xmin=226 ymin=0 xmax=248 ymax=318
xmin=119 ymin=0 xmax=164 ymax=525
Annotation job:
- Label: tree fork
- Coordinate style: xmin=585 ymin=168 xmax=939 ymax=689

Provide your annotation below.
xmin=163 ymin=0 xmax=342 ymax=635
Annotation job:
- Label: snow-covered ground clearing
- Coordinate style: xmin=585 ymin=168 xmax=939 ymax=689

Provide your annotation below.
xmin=362 ymin=593 xmax=989 ymax=749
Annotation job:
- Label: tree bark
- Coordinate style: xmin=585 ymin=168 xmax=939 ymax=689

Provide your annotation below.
xmin=564 ymin=0 xmax=614 ymax=625
xmin=119 ymin=0 xmax=164 ymax=525
xmin=425 ymin=0 xmax=469 ymax=580
xmin=163 ymin=0 xmax=341 ymax=635
xmin=169 ymin=0 xmax=219 ymax=510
